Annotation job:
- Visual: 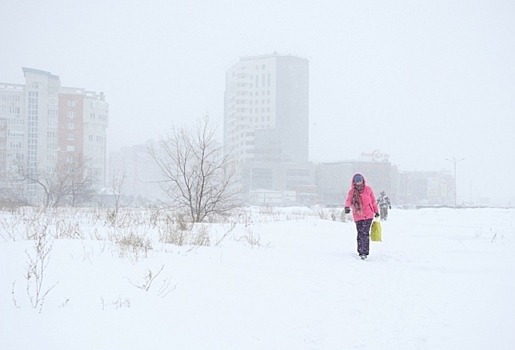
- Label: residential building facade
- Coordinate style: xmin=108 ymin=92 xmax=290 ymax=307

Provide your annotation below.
xmin=0 ymin=82 xmax=25 ymax=186
xmin=224 ymin=53 xmax=312 ymax=204
xmin=0 ymin=68 xmax=108 ymax=205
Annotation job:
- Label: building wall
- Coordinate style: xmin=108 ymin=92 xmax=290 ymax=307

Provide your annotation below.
xmin=0 ymin=83 xmax=25 ymax=183
xmin=0 ymin=68 xmax=108 ymax=204
xmin=83 ymin=91 xmax=108 ymax=187
xmin=397 ymin=171 xmax=454 ymax=206
xmin=275 ymin=55 xmax=309 ymax=163
xmin=224 ymin=53 xmax=309 ymax=164
xmin=224 ymin=54 xmax=311 ymax=205
xmin=58 ymin=91 xmax=85 ymax=159
xmin=23 ymin=68 xmax=60 ymax=177
xmin=58 ymin=88 xmax=108 ymax=189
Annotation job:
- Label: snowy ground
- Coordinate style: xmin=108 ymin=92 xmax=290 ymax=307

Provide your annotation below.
xmin=1 ymin=207 xmax=514 ymax=349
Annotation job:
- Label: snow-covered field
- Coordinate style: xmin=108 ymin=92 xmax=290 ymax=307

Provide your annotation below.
xmin=1 ymin=207 xmax=514 ymax=349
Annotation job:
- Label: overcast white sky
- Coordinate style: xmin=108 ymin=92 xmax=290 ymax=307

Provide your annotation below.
xmin=1 ymin=0 xmax=514 ymax=203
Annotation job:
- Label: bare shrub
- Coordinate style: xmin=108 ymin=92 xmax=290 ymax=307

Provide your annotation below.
xmin=127 ymin=265 xmax=175 ymax=297
xmin=23 ymin=222 xmax=58 ymax=313
xmin=213 ymin=221 xmax=237 ymax=246
xmin=148 ymin=206 xmax=163 ymax=228
xmin=0 ymin=212 xmax=23 ymax=241
xmin=237 ymin=227 xmax=270 ymax=249
xmin=259 ymin=205 xmax=275 ymax=217
xmin=317 ymin=209 xmax=328 ymax=220
xmin=128 ymin=265 xmax=165 ymax=291
xmin=192 ymin=224 xmax=211 ymax=246
xmin=116 ymin=230 xmax=152 ymax=260
xmin=158 ymin=214 xmax=190 ymax=246
xmin=55 ymin=218 xmax=83 ymax=239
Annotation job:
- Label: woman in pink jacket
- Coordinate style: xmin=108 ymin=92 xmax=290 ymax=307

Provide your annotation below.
xmin=344 ymin=173 xmax=379 ymax=260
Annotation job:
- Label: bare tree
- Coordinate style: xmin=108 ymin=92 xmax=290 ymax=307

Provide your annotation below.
xmin=149 ymin=117 xmax=240 ymax=222
xmin=15 ymin=156 xmax=98 ymax=207
xmin=67 ymin=158 xmax=98 ymax=206
xmin=0 ymin=176 xmax=29 ymax=208
xmin=108 ymin=168 xmax=126 ymax=219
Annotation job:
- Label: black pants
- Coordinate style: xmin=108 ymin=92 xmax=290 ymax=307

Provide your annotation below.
xmin=355 ymin=219 xmax=373 ymax=256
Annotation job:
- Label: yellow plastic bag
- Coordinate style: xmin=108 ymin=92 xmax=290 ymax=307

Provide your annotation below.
xmin=371 ymin=220 xmax=382 ymax=242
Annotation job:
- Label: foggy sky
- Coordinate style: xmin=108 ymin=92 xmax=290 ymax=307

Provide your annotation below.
xmin=1 ymin=0 xmax=514 ymax=203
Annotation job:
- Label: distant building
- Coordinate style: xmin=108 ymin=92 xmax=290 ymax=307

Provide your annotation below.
xmin=0 ymin=68 xmax=108 ymax=204
xmin=315 ymin=160 xmax=396 ymax=206
xmin=108 ymin=143 xmax=164 ymax=204
xmin=0 ymin=82 xmax=25 ymax=186
xmin=397 ymin=170 xmax=454 ymax=207
xmin=58 ymin=86 xmax=108 ymax=188
xmin=225 ymin=53 xmax=309 ymax=163
xmin=315 ymin=158 xmax=455 ymax=207
xmin=241 ymin=160 xmax=316 ymax=205
xmin=224 ymin=53 xmax=312 ymax=205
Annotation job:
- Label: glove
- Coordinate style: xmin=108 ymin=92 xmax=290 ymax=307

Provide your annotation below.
xmin=374 ymin=212 xmax=380 ymax=218
xmin=389 ymin=206 xmax=391 ymax=209
xmin=344 ymin=207 xmax=351 ymax=214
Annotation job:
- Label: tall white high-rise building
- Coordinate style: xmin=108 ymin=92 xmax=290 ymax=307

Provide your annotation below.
xmin=23 ymin=68 xmax=60 ymax=178
xmin=224 ymin=54 xmax=313 ymax=204
xmin=224 ymin=53 xmax=309 ymax=164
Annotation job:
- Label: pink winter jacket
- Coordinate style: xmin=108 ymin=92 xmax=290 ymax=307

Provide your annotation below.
xmin=344 ymin=175 xmax=379 ymax=222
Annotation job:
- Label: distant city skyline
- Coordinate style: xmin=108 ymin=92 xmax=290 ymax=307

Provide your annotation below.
xmin=2 ymin=1 xmax=514 ymax=204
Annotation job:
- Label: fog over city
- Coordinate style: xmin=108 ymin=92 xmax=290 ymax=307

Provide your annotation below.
xmin=1 ymin=0 xmax=514 ymax=204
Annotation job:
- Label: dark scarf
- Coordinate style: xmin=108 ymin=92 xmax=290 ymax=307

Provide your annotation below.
xmin=352 ymin=184 xmax=364 ymax=213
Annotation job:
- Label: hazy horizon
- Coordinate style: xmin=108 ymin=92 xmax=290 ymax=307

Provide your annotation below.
xmin=1 ymin=0 xmax=514 ymax=203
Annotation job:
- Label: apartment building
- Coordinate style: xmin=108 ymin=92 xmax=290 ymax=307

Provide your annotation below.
xmin=0 ymin=82 xmax=25 ymax=182
xmin=59 ymin=87 xmax=108 ymax=185
xmin=225 ymin=53 xmax=309 ymax=163
xmin=0 ymin=68 xmax=108 ymax=204
xmin=224 ymin=54 xmax=312 ymax=204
